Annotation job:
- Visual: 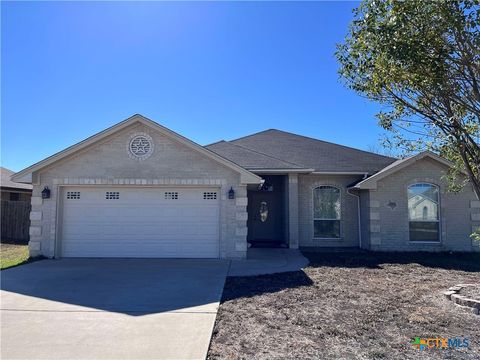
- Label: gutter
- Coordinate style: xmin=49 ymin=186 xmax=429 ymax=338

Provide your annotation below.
xmin=249 ymin=168 xmax=315 ymax=174
xmin=311 ymin=171 xmax=371 ymax=175
xmin=346 ymin=173 xmax=368 ymax=249
xmin=250 ymin=169 xmax=370 ymax=175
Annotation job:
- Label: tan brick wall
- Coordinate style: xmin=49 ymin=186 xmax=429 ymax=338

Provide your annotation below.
xmin=29 ymin=122 xmax=248 ymax=259
xmin=359 ymin=190 xmax=370 ymax=249
xmin=287 ymin=173 xmax=299 ymax=249
xmin=367 ymin=157 xmax=479 ymax=252
xmin=298 ymin=174 xmax=363 ymax=248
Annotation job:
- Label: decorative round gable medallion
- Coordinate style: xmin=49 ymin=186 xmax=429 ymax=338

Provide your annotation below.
xmin=127 ymin=132 xmax=154 ymax=160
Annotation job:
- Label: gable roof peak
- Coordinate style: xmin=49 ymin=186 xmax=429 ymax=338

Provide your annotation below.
xmin=11 ymin=114 xmax=262 ymax=185
xmin=352 ymin=150 xmax=461 ymax=190
xmin=228 ymin=128 xmax=280 ymax=143
xmin=204 ymin=139 xmax=227 ymax=147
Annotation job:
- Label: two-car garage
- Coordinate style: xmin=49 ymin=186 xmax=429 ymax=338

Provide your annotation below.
xmin=60 ymin=187 xmax=220 ymax=258
xmin=13 ymin=115 xmax=261 ymax=259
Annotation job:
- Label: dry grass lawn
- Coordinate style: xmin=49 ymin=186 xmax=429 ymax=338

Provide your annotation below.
xmin=208 ymin=252 xmax=480 ymax=360
xmin=0 ymin=242 xmax=29 ymax=270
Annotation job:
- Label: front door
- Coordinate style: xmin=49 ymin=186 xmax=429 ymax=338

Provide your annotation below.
xmin=247 ymin=175 xmax=285 ymax=246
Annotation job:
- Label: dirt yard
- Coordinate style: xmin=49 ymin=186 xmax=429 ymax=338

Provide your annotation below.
xmin=208 ymin=252 xmax=480 ymax=360
xmin=461 ymin=285 xmax=480 ymax=300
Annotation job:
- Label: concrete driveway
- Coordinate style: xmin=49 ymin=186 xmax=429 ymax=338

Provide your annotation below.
xmin=1 ymin=259 xmax=229 ymax=360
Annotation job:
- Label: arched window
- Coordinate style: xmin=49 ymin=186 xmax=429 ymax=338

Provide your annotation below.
xmin=408 ymin=183 xmax=439 ymax=242
xmin=313 ymin=186 xmax=341 ymax=238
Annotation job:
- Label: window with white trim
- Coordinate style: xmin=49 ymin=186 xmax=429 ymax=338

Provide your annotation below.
xmin=105 ymin=192 xmax=120 ymax=200
xmin=164 ymin=192 xmax=178 ymax=200
xmin=313 ymin=186 xmax=340 ymax=238
xmin=66 ymin=191 xmax=80 ymax=200
xmin=408 ymin=183 xmax=439 ymax=242
xmin=203 ymin=192 xmax=217 ymax=200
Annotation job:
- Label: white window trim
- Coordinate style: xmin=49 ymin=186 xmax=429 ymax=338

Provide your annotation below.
xmin=407 ymin=182 xmax=441 ymax=243
xmin=312 ymin=185 xmax=342 ymax=239
xmin=409 ymin=241 xmax=442 ymax=245
xmin=409 ymin=220 xmax=440 ymax=223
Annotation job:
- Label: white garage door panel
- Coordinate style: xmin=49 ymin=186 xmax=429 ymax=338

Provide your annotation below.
xmin=61 ymin=187 xmax=220 ymax=258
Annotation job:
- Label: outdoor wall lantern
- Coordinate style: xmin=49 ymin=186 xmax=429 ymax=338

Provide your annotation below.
xmin=228 ymin=187 xmax=235 ymax=199
xmin=41 ymin=186 xmax=51 ymax=199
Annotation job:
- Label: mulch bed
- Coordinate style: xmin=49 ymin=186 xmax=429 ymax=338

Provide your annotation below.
xmin=208 ymin=252 xmax=480 ymax=360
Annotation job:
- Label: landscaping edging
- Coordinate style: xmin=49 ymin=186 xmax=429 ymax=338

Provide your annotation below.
xmin=444 ymin=284 xmax=480 ymax=315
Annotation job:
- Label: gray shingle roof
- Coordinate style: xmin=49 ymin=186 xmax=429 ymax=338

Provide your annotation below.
xmin=206 ymin=141 xmax=306 ymax=169
xmin=206 ymin=129 xmax=397 ymax=174
xmin=1 ymin=167 xmax=33 ymax=190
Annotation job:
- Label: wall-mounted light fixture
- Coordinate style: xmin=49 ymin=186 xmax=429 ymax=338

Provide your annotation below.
xmin=260 ymin=182 xmax=274 ymax=192
xmin=41 ymin=186 xmax=51 ymax=199
xmin=228 ymin=187 xmax=235 ymax=199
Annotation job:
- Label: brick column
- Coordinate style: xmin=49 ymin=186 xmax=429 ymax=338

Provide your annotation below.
xmin=29 ymin=196 xmax=43 ymax=257
xmin=288 ymin=173 xmax=299 ymax=249
xmin=369 ymin=199 xmax=381 ymax=247
xmin=471 ymin=200 xmax=480 ymax=250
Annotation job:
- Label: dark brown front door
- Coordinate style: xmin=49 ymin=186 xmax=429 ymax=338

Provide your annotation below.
xmin=247 ymin=175 xmax=285 ymax=245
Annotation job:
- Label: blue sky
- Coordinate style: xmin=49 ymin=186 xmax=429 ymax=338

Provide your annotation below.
xmin=1 ymin=1 xmax=387 ymax=172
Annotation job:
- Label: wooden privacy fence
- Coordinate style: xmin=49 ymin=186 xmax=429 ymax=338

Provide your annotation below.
xmin=1 ymin=200 xmax=31 ymax=242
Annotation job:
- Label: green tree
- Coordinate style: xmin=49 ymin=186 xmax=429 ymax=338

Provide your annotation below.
xmin=336 ymin=0 xmax=480 ymax=199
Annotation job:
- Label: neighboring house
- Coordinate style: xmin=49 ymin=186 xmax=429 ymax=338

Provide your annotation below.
xmin=1 ymin=167 xmax=33 ymax=241
xmin=1 ymin=167 xmax=32 ymax=202
xmin=11 ymin=114 xmax=480 ymax=258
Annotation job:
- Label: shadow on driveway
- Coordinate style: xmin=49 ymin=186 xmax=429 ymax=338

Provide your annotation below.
xmin=1 ymin=258 xmax=229 ymax=316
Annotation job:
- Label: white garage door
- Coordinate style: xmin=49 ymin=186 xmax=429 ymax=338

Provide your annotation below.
xmin=61 ymin=187 xmax=220 ymax=258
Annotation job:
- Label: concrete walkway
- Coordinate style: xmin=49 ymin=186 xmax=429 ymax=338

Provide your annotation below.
xmin=228 ymin=248 xmax=309 ymax=276
xmin=1 ymin=259 xmax=229 ymax=360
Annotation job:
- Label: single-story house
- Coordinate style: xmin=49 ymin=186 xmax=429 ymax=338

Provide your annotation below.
xmin=1 ymin=167 xmax=32 ymax=202
xmin=12 ymin=114 xmax=480 ymax=258
xmin=1 ymin=167 xmax=33 ymax=241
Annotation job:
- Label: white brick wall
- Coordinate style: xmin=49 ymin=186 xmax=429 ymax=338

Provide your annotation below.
xmin=30 ymin=122 xmax=248 ymax=259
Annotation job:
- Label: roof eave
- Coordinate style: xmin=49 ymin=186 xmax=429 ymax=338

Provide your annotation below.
xmin=249 ymin=168 xmax=315 ymax=174
xmin=11 ymin=172 xmax=33 ymax=184
xmin=352 ymin=151 xmax=462 ymax=190
xmin=0 ymin=186 xmax=33 ymax=192
xmin=311 ymin=171 xmax=369 ymax=175
xmin=11 ymin=114 xmax=262 ymax=185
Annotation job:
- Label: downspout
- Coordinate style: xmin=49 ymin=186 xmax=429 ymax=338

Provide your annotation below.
xmin=347 ymin=173 xmax=368 ymax=249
